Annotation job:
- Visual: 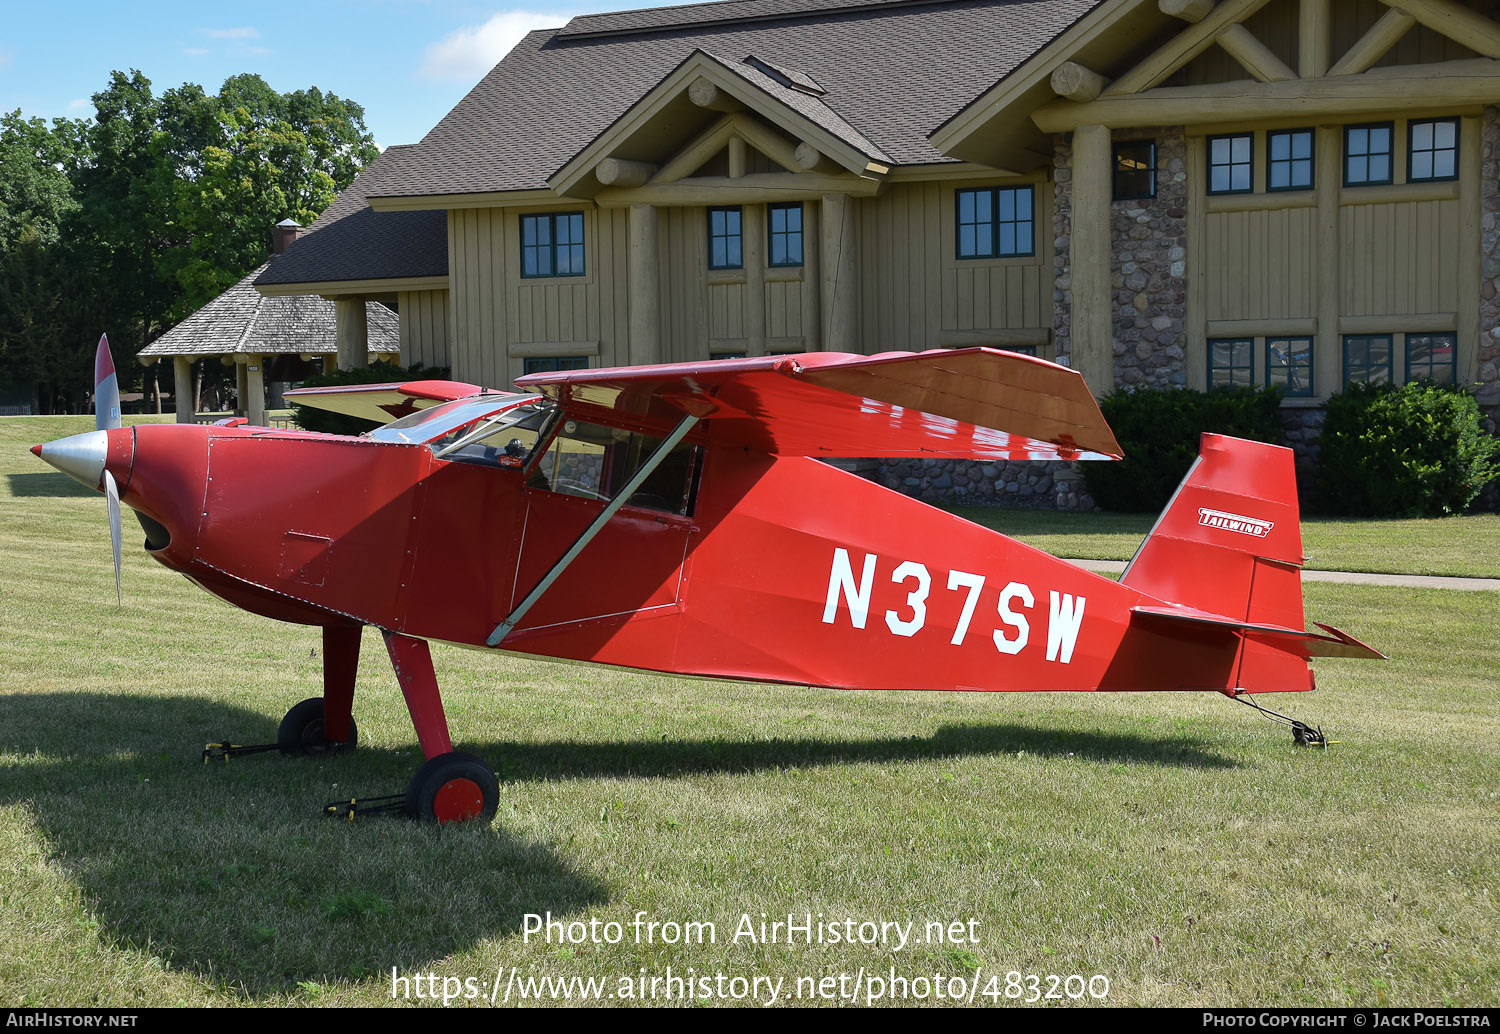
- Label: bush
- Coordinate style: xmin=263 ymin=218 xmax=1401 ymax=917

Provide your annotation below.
xmin=1082 ymin=385 xmax=1286 ymax=512
xmin=290 ymin=359 xmax=450 ymax=436
xmin=1314 ymin=380 xmax=1500 ymax=517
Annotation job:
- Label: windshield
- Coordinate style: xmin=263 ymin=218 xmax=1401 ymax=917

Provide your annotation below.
xmin=365 ymin=393 xmax=537 ymax=445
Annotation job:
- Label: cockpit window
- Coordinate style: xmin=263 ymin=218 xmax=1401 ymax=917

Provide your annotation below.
xmin=529 ymin=418 xmax=702 ymax=516
xmin=432 ymin=402 xmax=553 ymax=467
xmin=365 ymin=393 xmax=535 ymax=446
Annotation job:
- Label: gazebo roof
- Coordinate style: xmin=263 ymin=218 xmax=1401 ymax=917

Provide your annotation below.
xmin=139 ymin=262 xmax=400 ymax=359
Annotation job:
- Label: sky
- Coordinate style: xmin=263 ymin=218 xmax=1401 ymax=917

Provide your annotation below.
xmin=0 ymin=0 xmax=703 ymax=149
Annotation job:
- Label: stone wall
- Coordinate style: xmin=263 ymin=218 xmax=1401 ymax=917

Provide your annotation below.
xmin=1110 ymin=129 xmax=1188 ymax=388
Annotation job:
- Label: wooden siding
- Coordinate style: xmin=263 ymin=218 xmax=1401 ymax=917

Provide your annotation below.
xmin=856 ymin=179 xmax=1051 ymax=353
xmin=1339 ymin=199 xmax=1461 ymax=316
xmin=397 ymin=289 xmax=451 ymax=369
xmin=1204 ymin=207 xmax=1317 ymax=321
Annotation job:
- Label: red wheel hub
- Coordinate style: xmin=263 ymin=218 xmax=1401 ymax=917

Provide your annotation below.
xmin=432 ymin=777 xmax=485 ymax=823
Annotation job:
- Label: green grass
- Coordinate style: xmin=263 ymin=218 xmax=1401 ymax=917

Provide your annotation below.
xmin=2 ymin=416 xmax=1497 ymax=1007
xmin=951 ymin=508 xmax=1500 ymax=579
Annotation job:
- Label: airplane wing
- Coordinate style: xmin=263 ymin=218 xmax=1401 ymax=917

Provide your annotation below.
xmin=284 ymin=379 xmax=490 ymax=424
xmin=516 ymin=349 xmax=1123 ymax=461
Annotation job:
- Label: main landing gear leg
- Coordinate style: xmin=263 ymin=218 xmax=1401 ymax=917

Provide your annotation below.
xmin=383 ymin=631 xmax=498 ymax=824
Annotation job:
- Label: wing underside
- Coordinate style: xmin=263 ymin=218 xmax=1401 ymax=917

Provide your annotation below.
xmin=516 ymin=349 xmax=1122 ymax=462
xmin=284 ymin=379 xmax=489 ymax=425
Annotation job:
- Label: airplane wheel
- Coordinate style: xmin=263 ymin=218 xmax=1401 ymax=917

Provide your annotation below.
xmin=405 ymin=752 xmax=498 ymax=824
xmin=277 ymin=697 xmax=358 ymax=756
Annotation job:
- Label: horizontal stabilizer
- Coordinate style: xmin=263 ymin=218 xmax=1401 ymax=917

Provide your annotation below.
xmin=284 ymin=380 xmax=488 ymax=425
xmin=516 ymin=348 xmax=1122 ymax=461
xmin=1131 ymin=606 xmax=1386 ymax=660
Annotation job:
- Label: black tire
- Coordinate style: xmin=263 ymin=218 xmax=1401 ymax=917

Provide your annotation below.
xmin=404 ymin=752 xmax=498 ymax=824
xmin=277 ymin=697 xmax=358 ymax=756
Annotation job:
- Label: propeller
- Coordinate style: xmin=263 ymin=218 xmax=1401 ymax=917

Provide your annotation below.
xmin=95 ymin=334 xmax=123 ymax=605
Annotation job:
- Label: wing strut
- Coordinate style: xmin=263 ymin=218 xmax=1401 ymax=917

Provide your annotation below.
xmin=486 ymin=412 xmax=701 ymax=647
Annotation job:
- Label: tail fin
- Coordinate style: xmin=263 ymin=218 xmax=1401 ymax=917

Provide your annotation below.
xmin=1122 ymin=434 xmax=1312 ymax=692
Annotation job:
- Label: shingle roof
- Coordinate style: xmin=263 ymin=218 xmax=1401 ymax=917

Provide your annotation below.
xmin=369 ymin=0 xmax=1102 ymax=199
xmin=142 ymin=263 xmax=400 ymax=358
xmin=255 ymin=144 xmax=448 ymax=287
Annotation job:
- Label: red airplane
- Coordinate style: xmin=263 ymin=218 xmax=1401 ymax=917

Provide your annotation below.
xmin=32 ymin=343 xmax=1381 ymax=823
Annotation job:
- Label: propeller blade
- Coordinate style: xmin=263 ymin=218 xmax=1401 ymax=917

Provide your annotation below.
xmin=104 ymin=469 xmax=122 ymax=606
xmin=95 ymin=334 xmax=121 ymax=432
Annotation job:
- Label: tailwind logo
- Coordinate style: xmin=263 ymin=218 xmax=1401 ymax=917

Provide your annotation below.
xmin=1197 ymin=508 xmax=1273 ymax=538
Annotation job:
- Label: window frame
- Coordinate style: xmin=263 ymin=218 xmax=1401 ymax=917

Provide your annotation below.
xmin=1208 ymin=337 xmax=1256 ymax=388
xmin=954 ymin=185 xmax=1036 ymax=260
xmin=707 ymin=206 xmax=743 ymax=270
xmin=1264 ymin=336 xmax=1315 ymax=397
xmin=1406 ymin=117 xmax=1459 ymax=184
xmin=1404 ymin=331 xmax=1458 ymax=385
xmin=519 ymin=212 xmax=586 ymax=279
xmin=1342 ymin=334 xmax=1395 ymax=387
xmin=1266 ymin=128 xmax=1315 ymax=192
xmin=522 ymin=356 xmax=589 ymax=376
xmin=1112 ymin=140 xmax=1157 ymax=201
xmin=1343 ymin=122 xmax=1395 ymax=188
xmin=766 ymin=202 xmax=804 ymax=268
xmin=1206 ymin=133 xmax=1254 ymax=196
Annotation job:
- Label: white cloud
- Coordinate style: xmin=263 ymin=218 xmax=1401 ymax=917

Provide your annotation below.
xmin=205 ymin=27 xmax=260 ymax=39
xmin=419 ymin=11 xmax=561 ymax=82
xmin=182 ymin=47 xmax=211 ymax=56
xmin=66 ymin=98 xmax=88 ymax=111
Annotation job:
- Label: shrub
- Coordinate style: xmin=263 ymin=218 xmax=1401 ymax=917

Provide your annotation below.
xmin=1082 ymin=385 xmax=1286 ymax=512
xmin=289 ymin=359 xmax=450 ymax=436
xmin=1314 ymin=380 xmax=1500 ymax=517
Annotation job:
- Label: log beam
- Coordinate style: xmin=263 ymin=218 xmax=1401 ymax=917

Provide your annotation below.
xmin=688 ymin=77 xmax=742 ymax=112
xmin=1106 ymin=0 xmax=1276 ymax=95
xmin=820 ymin=193 xmax=857 ymax=353
xmin=1050 ymin=61 xmax=1106 ymax=101
xmin=334 ymin=298 xmax=369 ymax=371
xmin=1161 ymin=0 xmax=1214 ymax=20
xmin=595 ymin=157 xmax=657 ymax=187
xmin=172 ymin=356 xmax=194 ymax=423
xmin=1378 ymin=0 xmax=1500 ymax=59
xmin=1035 ymin=59 xmax=1500 ymax=131
xmin=628 ymin=203 xmax=660 ymax=365
xmin=1328 ymin=8 xmax=1415 ymax=76
xmin=1218 ymin=23 xmax=1298 ymax=81
xmin=1299 ymin=0 xmax=1331 ymax=78
xmin=1070 ymin=124 xmax=1115 ymax=397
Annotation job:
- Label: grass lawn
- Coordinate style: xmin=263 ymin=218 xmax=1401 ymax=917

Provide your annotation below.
xmin=951 ymin=508 xmax=1500 ymax=579
xmin=1 ymin=416 xmax=1496 ymax=1007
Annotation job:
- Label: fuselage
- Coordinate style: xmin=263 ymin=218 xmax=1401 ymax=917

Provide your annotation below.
xmin=52 ymin=410 xmax=1246 ymax=695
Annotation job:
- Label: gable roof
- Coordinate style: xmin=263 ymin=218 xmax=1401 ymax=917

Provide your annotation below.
xmin=368 ymin=0 xmax=1102 ymax=202
xmin=144 ymin=262 xmax=400 ymax=358
xmin=255 ymin=144 xmax=448 ymax=289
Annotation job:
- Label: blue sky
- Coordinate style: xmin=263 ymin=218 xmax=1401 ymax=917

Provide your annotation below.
xmin=0 ymin=1 xmax=701 ymax=148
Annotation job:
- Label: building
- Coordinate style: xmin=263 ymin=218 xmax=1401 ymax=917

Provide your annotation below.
xmin=143 ymin=221 xmax=399 ymax=424
xmin=255 ymin=0 xmax=1500 ymax=506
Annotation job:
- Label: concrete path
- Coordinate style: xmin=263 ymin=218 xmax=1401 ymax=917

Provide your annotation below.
xmin=1063 ymin=558 xmax=1500 ymax=592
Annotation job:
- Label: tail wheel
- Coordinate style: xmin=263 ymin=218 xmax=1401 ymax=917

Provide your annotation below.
xmin=405 ymin=752 xmax=498 ymax=824
xmin=277 ymin=697 xmax=358 ymax=756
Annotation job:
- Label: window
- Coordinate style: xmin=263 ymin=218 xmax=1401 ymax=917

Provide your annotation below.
xmin=1113 ymin=140 xmax=1156 ymax=200
xmin=1268 ymin=129 xmax=1314 ymax=191
xmin=1344 ymin=123 xmax=1393 ymax=186
xmin=1406 ymin=332 xmax=1457 ymax=384
xmin=1266 ymin=337 xmax=1314 ymax=397
xmin=711 ymin=351 xmax=748 ymax=360
xmin=520 ymin=212 xmax=585 ymax=278
xmin=1209 ymin=338 xmax=1254 ymax=387
xmin=530 ymin=419 xmax=703 ymax=515
xmin=1408 ymin=118 xmax=1458 ymax=182
xmin=767 ymin=203 xmax=803 ymax=267
xmin=955 ymin=186 xmax=1034 ymax=259
xmin=1343 ymin=334 xmax=1393 ymax=386
xmin=708 ymin=206 xmax=742 ymax=269
xmin=523 ymin=356 xmax=589 ymax=375
xmin=1208 ymin=134 xmax=1252 ymax=194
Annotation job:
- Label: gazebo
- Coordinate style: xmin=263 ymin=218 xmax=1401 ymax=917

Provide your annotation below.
xmin=137 ymin=221 xmax=399 ymax=424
